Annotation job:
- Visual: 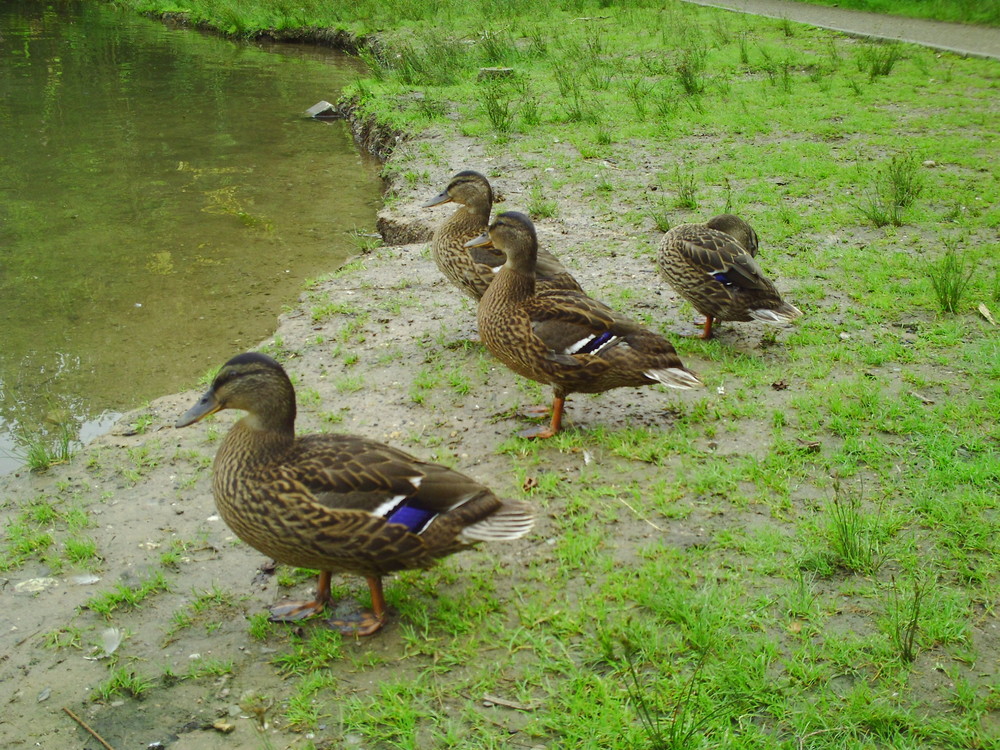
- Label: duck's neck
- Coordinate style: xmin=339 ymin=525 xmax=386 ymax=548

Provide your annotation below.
xmin=446 ymin=203 xmax=489 ymax=233
xmin=487 ymin=263 xmax=536 ymax=305
xmin=215 ymin=416 xmax=294 ymax=478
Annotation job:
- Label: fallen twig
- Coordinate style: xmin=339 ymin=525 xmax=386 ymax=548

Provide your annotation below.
xmin=617 ymin=497 xmax=664 ymax=531
xmin=481 ymin=693 xmax=535 ymax=711
xmin=62 ymin=706 xmax=116 ymax=750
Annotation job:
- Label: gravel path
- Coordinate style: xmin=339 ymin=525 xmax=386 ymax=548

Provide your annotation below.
xmin=684 ymin=0 xmax=1000 ymax=59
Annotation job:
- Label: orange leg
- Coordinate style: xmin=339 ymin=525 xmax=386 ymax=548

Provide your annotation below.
xmin=700 ymin=315 xmax=714 ymax=340
xmin=268 ymin=570 xmax=332 ymax=621
xmin=518 ymin=396 xmax=564 ymax=439
xmin=326 ymin=576 xmax=387 ymax=637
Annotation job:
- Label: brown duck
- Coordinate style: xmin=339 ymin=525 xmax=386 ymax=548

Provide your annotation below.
xmin=423 ymin=170 xmax=583 ymax=299
xmin=469 ymin=211 xmax=701 ymax=439
xmin=176 ymin=352 xmax=534 ymax=635
xmin=657 ymin=214 xmax=802 ymax=339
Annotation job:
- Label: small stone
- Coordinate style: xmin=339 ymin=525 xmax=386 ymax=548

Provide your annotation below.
xmin=14 ymin=577 xmax=58 ymax=593
xmin=212 ymin=720 xmax=235 ymax=734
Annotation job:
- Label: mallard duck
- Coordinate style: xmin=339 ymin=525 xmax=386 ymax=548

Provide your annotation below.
xmin=469 ymin=211 xmax=702 ymax=439
xmin=423 ymin=170 xmax=583 ymax=299
xmin=657 ymin=214 xmax=802 ymax=339
xmin=175 ymin=352 xmax=533 ymax=636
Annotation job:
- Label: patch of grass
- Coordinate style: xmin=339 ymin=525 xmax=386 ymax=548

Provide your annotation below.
xmin=881 ymin=574 xmax=932 ymax=663
xmin=0 ymin=497 xmax=98 ymax=571
xmin=42 ymin=626 xmax=84 ymax=650
xmin=187 ymin=656 xmax=234 ymax=679
xmin=92 ymin=667 xmax=154 ymax=701
xmin=526 ymin=178 xmax=557 ymax=219
xmin=272 ymin=628 xmax=343 ymax=676
xmin=671 ymin=164 xmax=699 ymax=210
xmin=165 ymin=585 xmax=241 ymax=642
xmin=927 ymin=238 xmax=974 ymax=313
xmin=858 ymin=41 xmax=903 ymax=80
xmin=794 ymin=0 xmax=1000 ymax=26
xmin=825 ymin=482 xmax=888 ymax=575
xmin=84 ymin=570 xmax=170 ymax=619
xmin=857 ymin=152 xmax=924 ymax=227
xmin=247 ymin=612 xmax=275 ymax=641
xmin=20 ymin=422 xmax=75 ymax=472
xmin=63 ymin=535 xmax=99 ymax=566
xmin=479 ymin=79 xmax=515 ymax=136
xmin=617 ymin=637 xmax=729 ymax=749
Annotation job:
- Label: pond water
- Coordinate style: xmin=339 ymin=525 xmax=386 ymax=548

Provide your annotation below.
xmin=0 ymin=1 xmax=383 ymax=473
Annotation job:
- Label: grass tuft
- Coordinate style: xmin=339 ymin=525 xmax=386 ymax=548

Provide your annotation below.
xmin=826 ymin=482 xmax=887 ymax=575
xmin=927 ymin=238 xmax=974 ymax=313
xmin=857 ymin=152 xmax=924 ymax=227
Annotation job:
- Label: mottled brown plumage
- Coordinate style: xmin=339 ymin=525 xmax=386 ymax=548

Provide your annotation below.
xmin=657 ymin=214 xmax=802 ymax=339
xmin=423 ymin=170 xmax=583 ymax=299
xmin=176 ymin=352 xmax=533 ymax=635
xmin=470 ymin=212 xmax=701 ymax=438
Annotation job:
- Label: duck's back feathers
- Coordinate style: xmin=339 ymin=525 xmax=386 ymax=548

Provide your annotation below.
xmin=213 ymin=429 xmax=531 ymax=576
xmin=657 ymin=215 xmax=801 ymax=327
xmin=475 ymin=212 xmax=700 ymax=422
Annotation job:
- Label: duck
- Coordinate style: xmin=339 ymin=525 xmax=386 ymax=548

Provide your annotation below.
xmin=469 ymin=211 xmax=702 ymax=439
xmin=656 ymin=214 xmax=802 ymax=339
xmin=423 ymin=170 xmax=583 ymax=299
xmin=175 ymin=352 xmax=534 ymax=636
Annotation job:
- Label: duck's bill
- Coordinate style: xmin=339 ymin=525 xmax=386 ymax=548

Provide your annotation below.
xmin=464 ymin=231 xmax=492 ymax=248
xmin=421 ymin=190 xmax=452 ymax=208
xmin=176 ymin=390 xmax=221 ymax=428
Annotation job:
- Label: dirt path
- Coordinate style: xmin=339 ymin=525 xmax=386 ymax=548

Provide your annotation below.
xmin=684 ymin=0 xmax=1000 ymax=59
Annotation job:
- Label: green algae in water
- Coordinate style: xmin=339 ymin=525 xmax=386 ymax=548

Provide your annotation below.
xmin=0 ymin=0 xmax=383 ymax=472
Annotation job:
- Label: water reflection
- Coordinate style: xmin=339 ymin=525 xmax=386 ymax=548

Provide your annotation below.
xmin=0 ymin=1 xmax=383 ymax=473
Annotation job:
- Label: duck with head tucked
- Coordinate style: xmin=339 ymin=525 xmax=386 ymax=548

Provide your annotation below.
xmin=657 ymin=214 xmax=802 ymax=339
xmin=423 ymin=170 xmax=583 ymax=299
xmin=469 ymin=211 xmax=702 ymax=439
xmin=176 ymin=352 xmax=534 ymax=636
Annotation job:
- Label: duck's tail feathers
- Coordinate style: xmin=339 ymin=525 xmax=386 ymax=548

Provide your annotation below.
xmin=750 ymin=301 xmax=802 ymax=324
xmin=646 ymin=367 xmax=703 ymax=390
xmin=461 ymin=500 xmax=535 ymax=541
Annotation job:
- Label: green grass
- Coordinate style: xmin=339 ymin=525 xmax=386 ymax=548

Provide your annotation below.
xmin=796 ymin=0 xmax=1000 ymax=26
xmin=92 ymin=667 xmax=154 ymax=701
xmin=84 ymin=570 xmax=170 ymax=619
xmin=0 ymin=495 xmax=97 ymax=571
xmin=17 ymin=422 xmax=75 ymax=472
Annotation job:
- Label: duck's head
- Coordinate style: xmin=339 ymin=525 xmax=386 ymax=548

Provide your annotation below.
xmin=176 ymin=352 xmax=295 ymax=431
xmin=422 ymin=170 xmax=493 ymax=209
xmin=706 ymin=214 xmax=759 ymax=255
xmin=466 ymin=211 xmax=537 ymax=274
